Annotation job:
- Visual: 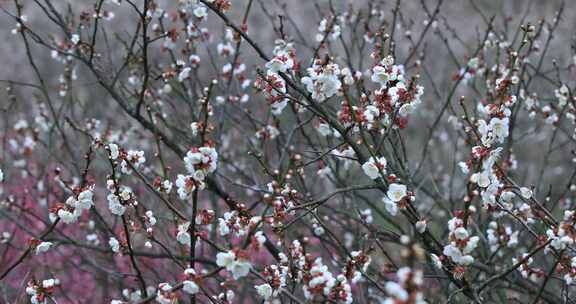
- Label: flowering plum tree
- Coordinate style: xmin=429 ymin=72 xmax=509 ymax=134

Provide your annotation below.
xmin=0 ymin=0 xmax=575 ymax=303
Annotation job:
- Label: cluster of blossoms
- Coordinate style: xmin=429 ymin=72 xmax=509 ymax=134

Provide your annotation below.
xmin=457 ymin=63 xmax=522 ymax=214
xmin=153 ymin=176 xmax=173 ymax=194
xmin=329 ymin=145 xmax=356 ymax=170
xmin=361 ymin=55 xmax=424 ymax=129
xmin=110 ymin=288 xmax=150 ymax=303
xmin=254 ymin=125 xmax=280 ymax=141
xmin=156 ymin=283 xmax=177 ymax=304
xmin=476 ymin=108 xmax=510 ymax=148
xmin=153 ymin=267 xmax=203 ymax=301
xmin=216 ymin=249 xmax=252 ymax=279
xmin=120 ymin=150 xmax=146 ymax=174
xmin=10 ymin=119 xmax=38 ymax=156
xmin=561 ymin=256 xmax=576 ymax=285
xmin=302 ymin=60 xmax=342 ymax=102
xmin=550 ymin=83 xmax=575 ymax=125
xmin=519 ymin=89 xmax=540 ymax=118
xmin=106 ymin=181 xmax=135 ymax=216
xmin=456 ymin=57 xmax=485 ymax=84
xmin=545 ymin=210 xmax=576 ymax=251
xmin=176 ymin=146 xmax=218 ymax=199
xmin=265 ymin=181 xmax=300 ymax=224
xmin=176 ymin=221 xmax=192 ymax=246
xmin=486 ymin=221 xmax=519 ymax=253
xmin=50 ymin=187 xmax=94 ymax=224
xmin=217 ymin=210 xmax=260 ymax=237
xmin=316 ymin=17 xmax=341 ymax=42
xmin=442 ymin=216 xmax=480 ymax=268
xmin=255 ymin=263 xmax=289 ymax=301
xmin=175 ymin=211 xmax=213 ymax=248
xmin=512 ymin=253 xmax=544 ymax=281
xmin=26 ymin=278 xmax=59 ymax=304
xmin=382 ymin=267 xmax=427 ymax=304
xmin=361 ymin=155 xmax=411 ymax=216
xmin=273 ymin=242 xmax=358 ymax=303
xmin=255 ymin=40 xmax=297 ymax=115
xmin=343 ymin=250 xmax=372 ymax=284
xmin=301 ymin=257 xmax=352 ymax=304
xmin=182 ymin=268 xmax=200 ymax=295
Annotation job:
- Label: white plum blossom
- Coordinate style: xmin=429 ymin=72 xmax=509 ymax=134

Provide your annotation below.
xmin=477 ymin=117 xmax=510 ymax=147
xmin=107 ymin=194 xmax=126 ymax=216
xmin=189 ymin=54 xmax=201 ymax=67
xmin=489 ymin=117 xmax=509 ymax=143
xmin=486 ymin=221 xmax=519 ymax=253
xmin=216 ymin=250 xmax=252 ymax=279
xmin=57 ymin=209 xmax=80 ymax=224
xmin=415 ymin=220 xmax=427 ymax=234
xmin=190 ymin=122 xmax=199 ymax=137
xmin=317 ymin=122 xmax=333 ymax=137
xmin=26 ymin=278 xmax=59 ymax=304
xmin=178 ymin=67 xmax=191 ymax=82
xmin=35 ymin=241 xmax=53 ymax=255
xmin=182 ymin=280 xmax=199 ymax=295
xmin=383 ymin=197 xmax=398 ymax=216
xmin=471 ymin=170 xmax=491 ymax=188
xmin=385 ymin=281 xmax=408 ymax=302
xmin=254 ymin=231 xmax=266 ymax=247
xmin=176 ymin=222 xmax=191 ymax=246
xmin=555 ymin=84 xmax=569 ymax=107
xmin=70 ymin=34 xmax=80 ymax=45
xmin=75 ymin=188 xmax=94 ymax=210
xmin=58 ymin=187 xmax=94 ymax=223
xmin=176 ymin=174 xmax=196 ymax=200
xmin=109 ymin=237 xmax=120 ymax=253
xmin=193 ymin=5 xmax=207 ymax=19
xmin=218 ymin=211 xmax=261 ymax=237
xmin=520 ymin=187 xmax=533 ymax=199
xmin=217 ymin=42 xmax=235 ymax=57
xmin=301 ymin=62 xmax=342 ymax=101
xmin=183 ymin=147 xmax=218 ymax=181
xmin=387 ymin=183 xmax=407 ymax=202
xmin=108 ymin=143 xmax=119 ymax=160
xmin=371 ymin=65 xmax=390 ymax=86
xmin=121 ymin=150 xmax=146 ymax=174
xmin=341 ymin=67 xmax=357 ymax=85
xmin=255 ymin=283 xmax=273 ymax=301
xmin=381 ymin=267 xmax=426 ymax=304
xmin=430 ymin=254 xmax=443 ymax=269
xmin=546 ymin=215 xmax=575 ymax=252
xmin=316 ymin=18 xmax=341 ymax=42
xmin=303 ymin=258 xmax=336 ymax=300
xmin=360 ymin=209 xmax=373 ymax=223
xmin=443 ymin=244 xmax=475 ymax=266
xmin=145 ymin=210 xmax=157 ymax=226
xmin=255 ymin=71 xmax=289 ymax=116
xmin=156 ymin=283 xmax=175 ymax=304
xmin=363 ymin=105 xmax=380 ymax=127
xmin=216 ymin=250 xmax=236 ymax=268
xmin=361 ymin=156 xmax=387 ymax=179
xmin=265 ymin=44 xmax=294 ymax=74
xmin=371 ymin=56 xmax=404 ymax=86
